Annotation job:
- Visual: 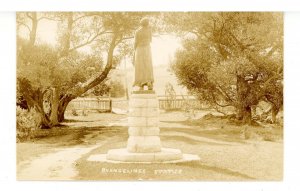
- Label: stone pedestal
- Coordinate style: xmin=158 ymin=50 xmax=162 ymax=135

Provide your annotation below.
xmin=126 ymin=93 xmax=161 ymax=153
xmin=106 ymin=91 xmax=183 ymax=162
xmin=87 ymin=91 xmax=200 ymax=163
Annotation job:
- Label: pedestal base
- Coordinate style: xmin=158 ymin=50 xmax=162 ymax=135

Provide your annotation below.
xmin=87 ymin=91 xmax=200 ymax=164
xmin=87 ymin=148 xmax=200 ymax=163
xmin=107 ymin=148 xmax=182 ymax=162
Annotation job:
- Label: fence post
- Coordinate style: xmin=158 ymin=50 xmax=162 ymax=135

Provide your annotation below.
xmin=109 ymin=99 xmax=112 ymax=113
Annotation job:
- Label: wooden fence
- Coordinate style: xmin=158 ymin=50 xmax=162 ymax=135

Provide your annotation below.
xmin=66 ymin=97 xmax=112 ymax=112
xmin=158 ymin=98 xmax=202 ymax=110
xmin=66 ymin=96 xmax=204 ymax=113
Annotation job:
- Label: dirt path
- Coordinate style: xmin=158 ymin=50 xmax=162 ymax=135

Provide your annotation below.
xmin=17 ymin=121 xmax=117 ymax=180
xmin=17 ymin=145 xmax=99 ymax=180
xmin=18 ymin=112 xmax=127 ymax=180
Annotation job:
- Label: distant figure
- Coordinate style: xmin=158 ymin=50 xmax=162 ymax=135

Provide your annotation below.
xmin=133 ymin=18 xmax=154 ymax=91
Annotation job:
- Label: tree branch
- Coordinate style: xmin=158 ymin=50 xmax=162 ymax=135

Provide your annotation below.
xmin=209 ymin=88 xmax=233 ymax=108
xmin=26 ymin=12 xmax=33 ymax=20
xmin=17 ymin=21 xmax=31 ymax=33
xmin=63 ymin=34 xmax=118 ymax=98
xmin=38 ymin=16 xmax=63 ymax=22
xmin=120 ymin=36 xmax=134 ymax=41
xmin=73 ymin=13 xmax=102 ymax=23
xmin=68 ymin=31 xmax=108 ymax=52
xmin=216 ymin=85 xmax=234 ymax=103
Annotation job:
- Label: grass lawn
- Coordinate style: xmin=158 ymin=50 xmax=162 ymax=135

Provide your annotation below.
xmin=17 ymin=111 xmax=283 ymax=181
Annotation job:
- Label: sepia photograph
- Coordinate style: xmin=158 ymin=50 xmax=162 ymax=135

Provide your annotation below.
xmin=16 ymin=12 xmax=283 ymax=181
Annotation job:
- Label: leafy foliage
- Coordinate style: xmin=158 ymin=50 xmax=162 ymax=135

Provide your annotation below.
xmin=16 ymin=106 xmax=41 ymax=142
xmin=168 ymin=12 xmax=283 ymax=122
xmin=17 ymin=12 xmax=157 ymax=128
xmin=89 ymin=80 xmax=125 ymax=98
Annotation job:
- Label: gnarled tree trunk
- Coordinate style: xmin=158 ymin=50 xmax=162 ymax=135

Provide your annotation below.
xmin=45 ymin=35 xmax=118 ymax=126
xmin=236 ymin=75 xmax=252 ymax=124
xmin=49 ymin=87 xmax=60 ymax=126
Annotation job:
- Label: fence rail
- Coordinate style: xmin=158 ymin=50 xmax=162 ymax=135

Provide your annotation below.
xmin=66 ymin=96 xmax=203 ymax=112
xmin=158 ymin=98 xmax=202 ymax=110
xmin=66 ymin=97 xmax=112 ymax=112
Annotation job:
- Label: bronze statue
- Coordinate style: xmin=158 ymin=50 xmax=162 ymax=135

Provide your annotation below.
xmin=133 ymin=18 xmax=154 ymax=91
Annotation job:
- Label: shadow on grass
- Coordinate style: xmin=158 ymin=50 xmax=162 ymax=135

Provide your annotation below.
xmin=175 ymin=161 xmax=256 ymax=180
xmin=161 ymin=135 xmax=227 ymax=146
xmin=30 ymin=126 xmax=125 ymax=147
xmin=63 ymin=119 xmax=95 ymax=123
xmin=161 ymin=127 xmax=246 ymax=144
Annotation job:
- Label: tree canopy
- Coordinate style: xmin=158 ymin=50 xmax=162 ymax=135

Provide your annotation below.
xmin=17 ymin=12 xmax=156 ymax=128
xmin=16 ymin=12 xmax=283 ymax=127
xmin=167 ymin=12 xmax=283 ymax=123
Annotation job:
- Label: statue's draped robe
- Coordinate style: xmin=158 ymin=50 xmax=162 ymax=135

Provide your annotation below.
xmin=133 ymin=26 xmax=154 ymax=87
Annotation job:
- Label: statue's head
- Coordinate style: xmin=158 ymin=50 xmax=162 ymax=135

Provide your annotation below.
xmin=140 ymin=18 xmax=150 ymax=27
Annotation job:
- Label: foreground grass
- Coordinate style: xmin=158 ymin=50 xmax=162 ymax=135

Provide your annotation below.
xmin=17 ymin=112 xmax=283 ymax=181
xmin=74 ymin=113 xmax=282 ymax=180
xmin=75 ymin=136 xmax=255 ymax=181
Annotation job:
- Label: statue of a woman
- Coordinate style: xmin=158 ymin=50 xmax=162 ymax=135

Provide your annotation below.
xmin=133 ymin=18 xmax=154 ymax=91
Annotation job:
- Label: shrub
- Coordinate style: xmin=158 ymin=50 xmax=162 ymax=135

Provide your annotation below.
xmin=16 ymin=106 xmax=41 ymax=142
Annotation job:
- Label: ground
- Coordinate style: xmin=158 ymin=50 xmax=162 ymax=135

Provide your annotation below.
xmin=16 ymin=110 xmax=283 ymax=181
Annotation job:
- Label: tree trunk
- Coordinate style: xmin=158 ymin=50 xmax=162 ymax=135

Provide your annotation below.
xmin=60 ymin=12 xmax=73 ymax=57
xmin=49 ymin=88 xmax=60 ymax=126
xmin=39 ymin=112 xmax=52 ymax=129
xmin=21 ymin=12 xmax=38 ymax=65
xmin=236 ymin=75 xmax=252 ymax=124
xmin=24 ymin=89 xmax=52 ymax=129
xmin=29 ymin=12 xmax=37 ymax=48
xmin=237 ymin=105 xmax=252 ymax=124
xmin=57 ymin=94 xmax=75 ymax=122
xmin=271 ymin=105 xmax=280 ymax=123
xmin=53 ymin=35 xmax=118 ymax=123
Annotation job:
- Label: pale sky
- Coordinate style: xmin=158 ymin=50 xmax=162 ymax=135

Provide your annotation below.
xmin=26 ymin=19 xmax=182 ymax=68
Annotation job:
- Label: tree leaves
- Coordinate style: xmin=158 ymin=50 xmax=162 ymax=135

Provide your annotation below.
xmin=168 ymin=12 xmax=283 ymax=117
